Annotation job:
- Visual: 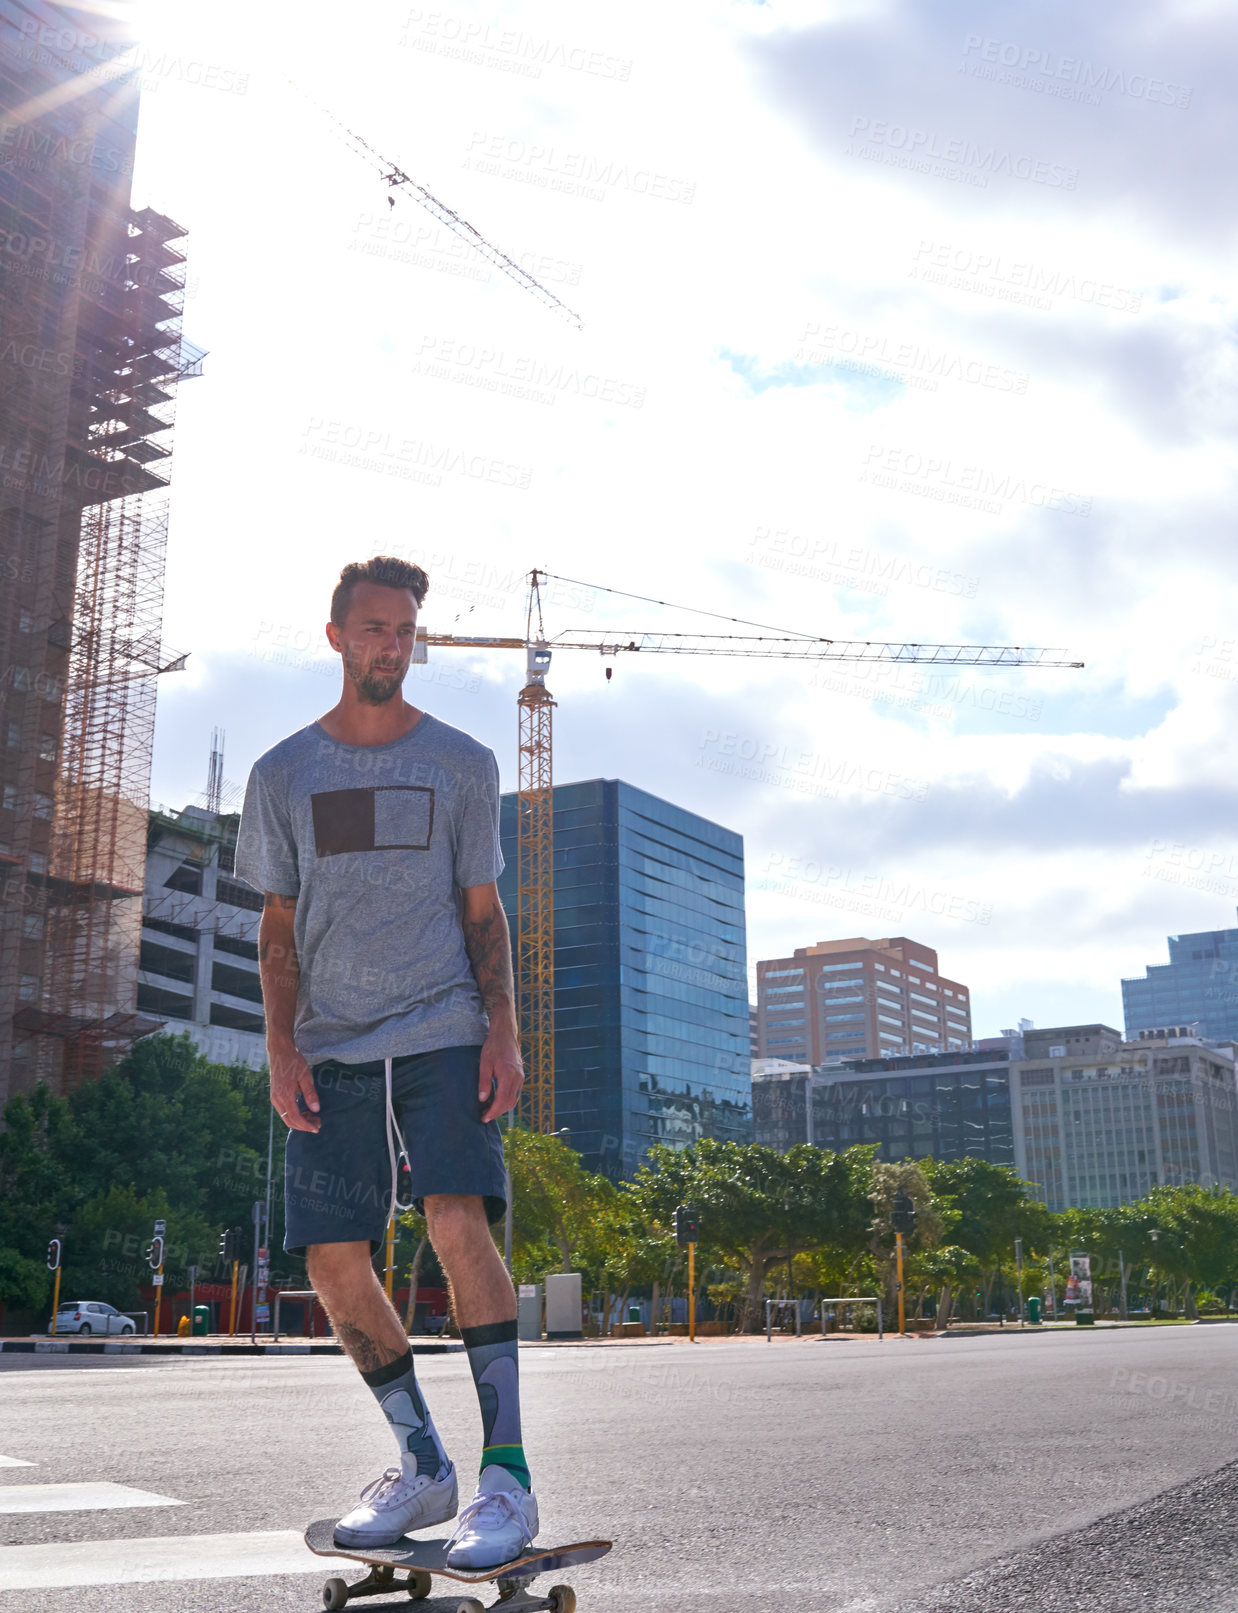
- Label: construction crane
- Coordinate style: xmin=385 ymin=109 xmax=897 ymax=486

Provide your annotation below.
xmin=288 ymin=79 xmax=584 ymax=329
xmin=416 ymin=569 xmax=1083 ymax=1133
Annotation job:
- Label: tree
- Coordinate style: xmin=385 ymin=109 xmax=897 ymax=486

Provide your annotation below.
xmin=504 ymin=1125 xmax=617 ymax=1276
xmin=591 ymin=1205 xmax=672 ymax=1334
xmin=0 ymin=1082 xmax=77 ymax=1318
xmin=1139 ymin=1185 xmax=1238 ymax=1317
xmin=0 ymin=1034 xmax=285 ymax=1324
xmin=922 ymin=1157 xmax=1050 ymax=1316
xmin=626 ymin=1138 xmax=874 ymax=1330
xmin=918 ymin=1245 xmax=976 ymax=1330
xmin=69 ymin=1184 xmax=215 ymax=1313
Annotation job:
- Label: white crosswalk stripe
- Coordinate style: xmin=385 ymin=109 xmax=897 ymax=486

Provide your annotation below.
xmin=0 ymin=1456 xmax=35 ymax=1468
xmin=0 ymin=1482 xmax=183 ymax=1514
xmin=0 ymin=1530 xmax=325 ymax=1589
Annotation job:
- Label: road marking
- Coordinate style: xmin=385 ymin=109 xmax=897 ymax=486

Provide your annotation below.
xmin=0 ymin=1457 xmax=34 ymax=1468
xmin=0 ymin=1482 xmax=183 ymax=1514
xmin=0 ymin=1529 xmax=324 ymax=1589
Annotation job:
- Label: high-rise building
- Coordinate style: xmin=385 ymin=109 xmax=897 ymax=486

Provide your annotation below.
xmin=0 ymin=2 xmax=198 ymax=1100
xmin=1122 ymin=916 xmax=1238 ymax=1042
xmin=1010 ymin=1023 xmax=1238 ymax=1210
xmin=138 ymin=806 xmax=266 ymax=1069
xmin=498 ymin=779 xmax=751 ymax=1180
xmin=753 ymin=1047 xmax=1013 ymax=1166
xmin=755 ymin=936 xmax=972 ymax=1064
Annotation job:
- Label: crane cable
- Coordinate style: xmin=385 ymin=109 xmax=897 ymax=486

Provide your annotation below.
xmin=534 ymin=570 xmax=829 ymax=643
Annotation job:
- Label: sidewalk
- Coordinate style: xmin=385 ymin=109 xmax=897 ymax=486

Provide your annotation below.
xmin=0 ymin=1334 xmax=462 ymax=1357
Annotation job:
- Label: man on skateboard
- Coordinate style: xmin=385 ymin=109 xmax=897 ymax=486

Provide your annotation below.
xmin=237 ymin=555 xmax=536 ymax=1568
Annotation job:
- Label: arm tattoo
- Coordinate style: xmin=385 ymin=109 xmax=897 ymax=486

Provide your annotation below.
xmin=462 ymin=897 xmax=515 ymax=1016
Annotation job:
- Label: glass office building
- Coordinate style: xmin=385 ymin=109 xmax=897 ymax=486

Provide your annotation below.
xmin=1122 ymin=917 xmax=1238 ymax=1042
xmin=498 ymin=779 xmax=751 ymax=1180
xmin=754 ymin=1049 xmax=1014 ymax=1166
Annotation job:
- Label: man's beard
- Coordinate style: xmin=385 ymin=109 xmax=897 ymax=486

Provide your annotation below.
xmin=350 ymin=662 xmax=406 ymax=705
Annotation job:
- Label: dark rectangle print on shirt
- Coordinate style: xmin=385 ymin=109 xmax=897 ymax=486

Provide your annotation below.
xmin=311 ymin=786 xmax=435 ymax=857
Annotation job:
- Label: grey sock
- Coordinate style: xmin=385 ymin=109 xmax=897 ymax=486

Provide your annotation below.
xmin=361 ymin=1348 xmax=450 ymax=1479
xmin=461 ymin=1319 xmax=529 ymax=1488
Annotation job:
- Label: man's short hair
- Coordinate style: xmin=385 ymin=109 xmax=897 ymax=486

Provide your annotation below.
xmin=331 ymin=556 xmax=430 ymax=626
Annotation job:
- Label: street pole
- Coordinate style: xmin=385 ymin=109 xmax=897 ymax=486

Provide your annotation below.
xmin=265 ymin=1100 xmax=275 ymax=1245
xmin=229 ymin=1258 xmax=239 ymax=1337
xmin=1047 ymin=1252 xmax=1057 ymax=1319
xmin=688 ymin=1240 xmax=696 ymax=1343
xmin=151 ymin=1218 xmax=165 ymax=1339
xmin=188 ymin=1264 xmax=197 ymax=1327
xmin=249 ymin=1199 xmax=266 ymax=1344
xmin=1119 ymin=1249 xmax=1128 ymax=1320
xmin=896 ymin=1231 xmax=906 ymax=1337
xmin=47 ymin=1238 xmax=62 ymax=1336
xmin=1015 ymin=1237 xmax=1025 ymax=1327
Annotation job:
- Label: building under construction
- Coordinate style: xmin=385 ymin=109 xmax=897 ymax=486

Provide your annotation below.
xmin=0 ymin=1 xmax=198 ymax=1103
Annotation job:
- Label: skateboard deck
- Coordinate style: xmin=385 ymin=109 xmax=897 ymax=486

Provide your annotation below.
xmin=305 ymin=1518 xmax=611 ymax=1611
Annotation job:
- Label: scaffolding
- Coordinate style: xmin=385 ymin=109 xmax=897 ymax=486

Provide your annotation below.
xmin=32 ymin=208 xmax=200 ymax=1083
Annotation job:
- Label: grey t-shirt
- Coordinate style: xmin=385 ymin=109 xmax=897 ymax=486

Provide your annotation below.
xmin=235 ymin=712 xmax=504 ymax=1065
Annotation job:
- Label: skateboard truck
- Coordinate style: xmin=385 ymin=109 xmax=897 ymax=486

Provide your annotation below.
xmin=320 ymin=1561 xmax=576 ymax=1612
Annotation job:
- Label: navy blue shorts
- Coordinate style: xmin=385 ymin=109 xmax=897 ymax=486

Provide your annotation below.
xmin=283 ymin=1044 xmax=508 ymax=1258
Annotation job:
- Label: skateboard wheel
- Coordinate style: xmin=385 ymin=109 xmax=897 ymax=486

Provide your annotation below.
xmin=455 ymin=1599 xmax=486 ymax=1613
xmin=405 ymin=1569 xmax=432 ymax=1599
xmin=322 ymin=1577 xmax=350 ymax=1610
xmin=548 ymin=1586 xmax=577 ymax=1613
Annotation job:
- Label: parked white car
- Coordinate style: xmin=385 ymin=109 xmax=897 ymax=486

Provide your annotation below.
xmin=51 ymin=1301 xmax=136 ymax=1336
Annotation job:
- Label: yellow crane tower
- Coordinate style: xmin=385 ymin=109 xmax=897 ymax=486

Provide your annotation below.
xmin=415 ymin=569 xmax=1083 ymax=1135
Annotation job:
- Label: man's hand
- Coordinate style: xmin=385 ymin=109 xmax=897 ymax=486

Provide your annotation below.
xmin=269 ymin=1043 xmax=321 ymax=1133
xmin=479 ymin=1029 xmax=524 ymax=1123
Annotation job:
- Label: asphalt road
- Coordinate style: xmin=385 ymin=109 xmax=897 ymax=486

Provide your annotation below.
xmin=1 ymin=1326 xmax=1237 ymax=1612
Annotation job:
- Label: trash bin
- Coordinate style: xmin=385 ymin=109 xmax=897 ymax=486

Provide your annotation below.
xmin=1028 ymin=1297 xmax=1041 ymax=1325
xmin=192 ymin=1305 xmax=210 ymax=1337
xmin=627 ymin=1305 xmax=641 ymax=1324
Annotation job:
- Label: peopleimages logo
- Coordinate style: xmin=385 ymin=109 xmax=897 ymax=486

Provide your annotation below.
xmin=847 ymin=116 xmax=1079 ymax=189
xmin=960 ymin=35 xmax=1192 ymax=109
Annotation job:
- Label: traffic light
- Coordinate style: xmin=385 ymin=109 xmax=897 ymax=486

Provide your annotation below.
xmin=146 ymin=1234 xmax=164 ymax=1270
xmin=218 ymin=1227 xmax=245 ymax=1265
xmin=673 ymin=1203 xmax=699 ymax=1247
xmin=891 ymin=1191 xmax=916 ymax=1237
xmin=46 ymin=1238 xmax=61 ymax=1271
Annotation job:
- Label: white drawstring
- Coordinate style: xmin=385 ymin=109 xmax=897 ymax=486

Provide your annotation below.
xmin=385 ymin=1056 xmax=414 ymax=1215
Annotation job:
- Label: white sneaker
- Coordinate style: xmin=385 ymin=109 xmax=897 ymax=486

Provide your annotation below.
xmin=445 ymin=1464 xmax=539 ymax=1569
xmin=333 ymin=1459 xmax=458 ymax=1548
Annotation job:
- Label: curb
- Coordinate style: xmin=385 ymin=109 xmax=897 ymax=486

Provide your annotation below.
xmin=0 ymin=1339 xmax=463 ymax=1357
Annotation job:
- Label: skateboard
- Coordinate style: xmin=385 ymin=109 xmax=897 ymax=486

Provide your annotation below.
xmin=305 ymin=1518 xmax=611 ymax=1613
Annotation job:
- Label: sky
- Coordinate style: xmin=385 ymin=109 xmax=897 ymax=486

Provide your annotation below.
xmin=118 ymin=0 xmax=1238 ymax=1037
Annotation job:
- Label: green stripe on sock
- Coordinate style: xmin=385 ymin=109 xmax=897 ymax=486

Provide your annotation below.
xmin=481 ymin=1443 xmax=531 ymax=1489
